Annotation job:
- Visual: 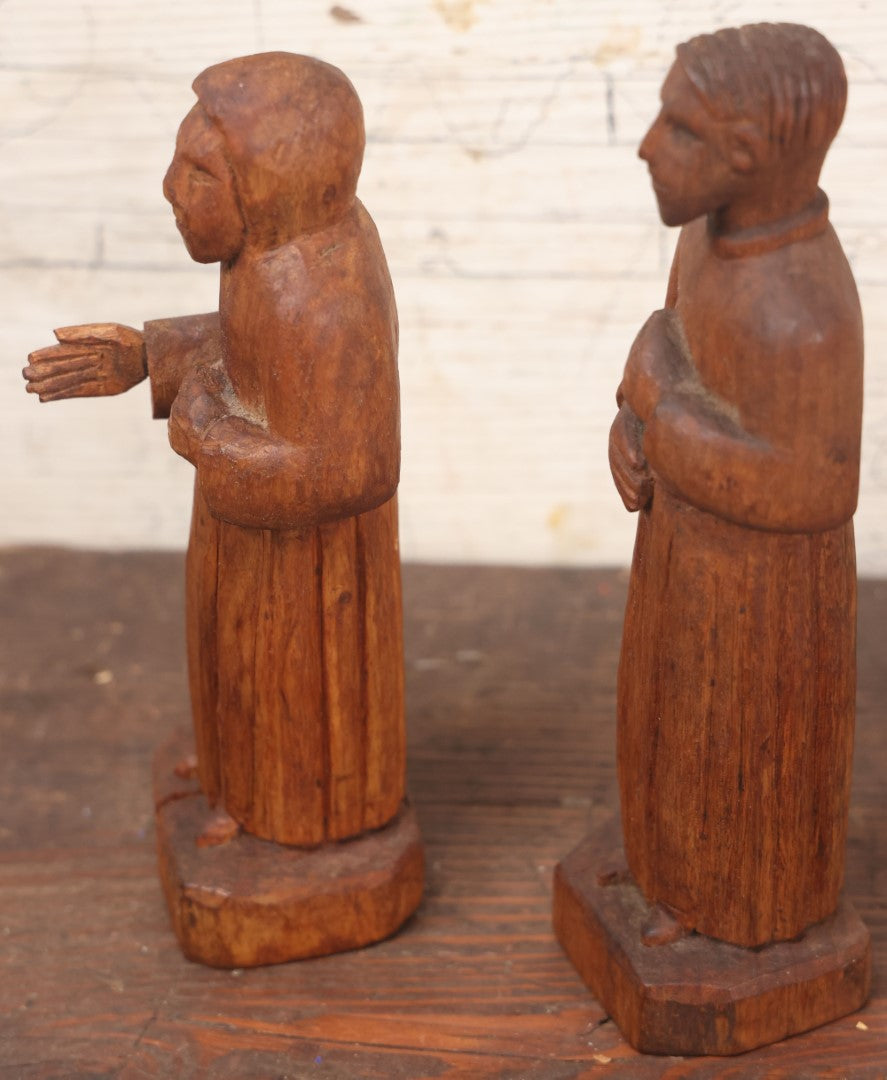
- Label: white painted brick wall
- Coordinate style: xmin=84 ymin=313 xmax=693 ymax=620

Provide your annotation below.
xmin=3 ymin=0 xmax=885 ymax=570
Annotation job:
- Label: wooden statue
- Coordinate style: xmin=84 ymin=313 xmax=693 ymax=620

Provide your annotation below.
xmin=553 ymin=24 xmax=870 ymax=1055
xmin=23 ymin=52 xmax=423 ymax=968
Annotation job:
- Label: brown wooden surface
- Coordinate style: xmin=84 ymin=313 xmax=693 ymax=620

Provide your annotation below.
xmin=1 ymin=550 xmax=885 ymax=1078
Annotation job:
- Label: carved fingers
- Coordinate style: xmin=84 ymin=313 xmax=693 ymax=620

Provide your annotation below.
xmin=167 ymin=363 xmax=232 ymax=463
xmin=24 ymin=323 xmax=146 ymax=401
xmin=609 ymin=403 xmax=653 ymax=512
xmin=23 ymin=345 xmax=106 ymax=401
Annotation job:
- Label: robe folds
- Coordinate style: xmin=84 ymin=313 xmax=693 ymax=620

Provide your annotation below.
xmin=618 ymin=198 xmax=864 ymax=947
xmin=145 ymin=285 xmax=404 ymax=849
xmin=184 ymin=486 xmax=404 ymax=847
xmin=619 ymin=488 xmax=856 ymax=945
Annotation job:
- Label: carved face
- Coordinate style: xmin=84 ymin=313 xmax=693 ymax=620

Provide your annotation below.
xmin=639 ymin=62 xmax=746 ymax=228
xmin=163 ymin=105 xmax=245 ymax=264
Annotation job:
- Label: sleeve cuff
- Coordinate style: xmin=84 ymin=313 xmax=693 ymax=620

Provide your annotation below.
xmin=143 ymin=312 xmax=221 ymax=419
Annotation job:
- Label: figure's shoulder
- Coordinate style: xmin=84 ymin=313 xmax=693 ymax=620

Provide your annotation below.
xmin=749 ymin=229 xmax=861 ymax=355
xmin=250 ymin=239 xmax=307 ymax=286
xmin=238 ymin=206 xmax=394 ymax=337
xmin=325 ymin=201 xmax=388 ymax=276
xmin=351 ymin=199 xmax=384 ymax=244
xmin=270 ymin=203 xmax=387 ymax=288
xmin=245 ymin=218 xmax=364 ymax=308
xmin=679 ymin=224 xmax=860 ymax=364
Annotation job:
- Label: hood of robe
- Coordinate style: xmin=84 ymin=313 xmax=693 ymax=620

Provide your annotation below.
xmin=193 ymin=52 xmax=365 ymax=246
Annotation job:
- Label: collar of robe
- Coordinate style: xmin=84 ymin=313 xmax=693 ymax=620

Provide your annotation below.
xmin=710 ymin=189 xmax=830 ymax=259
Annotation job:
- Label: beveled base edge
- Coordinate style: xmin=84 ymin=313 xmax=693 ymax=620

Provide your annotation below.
xmin=552 ymin=819 xmax=871 ymax=1056
xmin=153 ymin=737 xmax=424 ymax=968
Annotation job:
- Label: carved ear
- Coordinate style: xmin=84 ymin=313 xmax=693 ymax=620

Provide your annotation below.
xmin=727 ymin=121 xmax=766 ymax=174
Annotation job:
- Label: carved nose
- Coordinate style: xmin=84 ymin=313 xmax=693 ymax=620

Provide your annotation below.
xmin=161 ymin=164 xmax=176 ymax=206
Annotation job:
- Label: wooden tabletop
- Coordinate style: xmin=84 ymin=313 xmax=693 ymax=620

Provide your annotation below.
xmin=1 ymin=550 xmax=884 ymax=1079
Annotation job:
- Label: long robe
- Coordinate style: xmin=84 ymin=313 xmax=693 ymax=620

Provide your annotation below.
xmin=618 ymin=198 xmax=864 ymax=947
xmin=144 ymin=201 xmax=405 ymax=849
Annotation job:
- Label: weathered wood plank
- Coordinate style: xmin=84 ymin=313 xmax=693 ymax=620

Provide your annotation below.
xmin=1 ymin=552 xmax=884 ymax=1074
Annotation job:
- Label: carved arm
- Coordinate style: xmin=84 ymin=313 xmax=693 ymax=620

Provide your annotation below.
xmin=169 ymin=379 xmax=396 ymax=530
xmin=617 ymin=304 xmax=861 ymax=532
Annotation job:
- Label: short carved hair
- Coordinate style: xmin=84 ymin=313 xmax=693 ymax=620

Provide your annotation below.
xmin=676 ymin=23 xmax=847 ymax=157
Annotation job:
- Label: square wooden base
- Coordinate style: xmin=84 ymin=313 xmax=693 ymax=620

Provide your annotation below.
xmin=153 ymin=732 xmax=424 ymax=968
xmin=553 ymin=819 xmax=870 ymax=1056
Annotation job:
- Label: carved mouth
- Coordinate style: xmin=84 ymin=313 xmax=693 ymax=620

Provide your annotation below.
xmin=172 ymin=211 xmax=189 ymax=239
xmin=649 ymin=173 xmax=668 ymax=196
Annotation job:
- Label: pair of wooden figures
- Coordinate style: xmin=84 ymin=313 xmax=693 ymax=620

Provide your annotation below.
xmin=23 ymin=25 xmax=869 ymax=1058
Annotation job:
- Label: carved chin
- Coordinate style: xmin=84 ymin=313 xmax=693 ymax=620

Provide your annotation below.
xmin=652 ymin=194 xmax=698 ymax=229
xmin=657 ymin=205 xmax=687 ymax=227
xmin=176 ymin=224 xmax=222 ymax=264
xmin=184 ymin=244 xmax=221 ymax=265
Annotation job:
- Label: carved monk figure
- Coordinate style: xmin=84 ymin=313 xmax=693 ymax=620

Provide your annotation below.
xmin=24 ymin=53 xmax=422 ymax=966
xmin=610 ymin=24 xmax=863 ymax=948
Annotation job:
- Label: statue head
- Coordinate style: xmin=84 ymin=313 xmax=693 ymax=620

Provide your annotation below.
xmin=639 ymin=24 xmax=847 ymax=228
xmin=163 ymin=52 xmax=365 ymax=261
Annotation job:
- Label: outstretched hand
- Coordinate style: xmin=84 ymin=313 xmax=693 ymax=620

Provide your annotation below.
xmin=23 ymin=323 xmax=147 ymax=402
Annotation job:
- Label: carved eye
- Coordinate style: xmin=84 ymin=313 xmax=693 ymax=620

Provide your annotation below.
xmin=669 ymin=119 xmax=699 ymax=142
xmin=189 ymin=164 xmax=219 ymax=185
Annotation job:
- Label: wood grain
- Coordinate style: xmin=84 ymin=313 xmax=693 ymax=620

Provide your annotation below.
xmin=1 ymin=552 xmax=884 ymax=1076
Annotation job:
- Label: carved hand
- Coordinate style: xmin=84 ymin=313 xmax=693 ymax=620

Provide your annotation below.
xmin=167 ymin=363 xmax=231 ymax=463
xmin=23 ymin=324 xmax=147 ymax=402
xmin=609 ymin=402 xmax=653 ymax=512
xmin=621 ymin=309 xmax=688 ymax=423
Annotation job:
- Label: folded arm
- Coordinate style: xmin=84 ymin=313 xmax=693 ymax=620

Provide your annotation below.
xmin=170 ymin=373 xmax=396 ymax=531
xmin=619 ymin=311 xmax=861 ymax=533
